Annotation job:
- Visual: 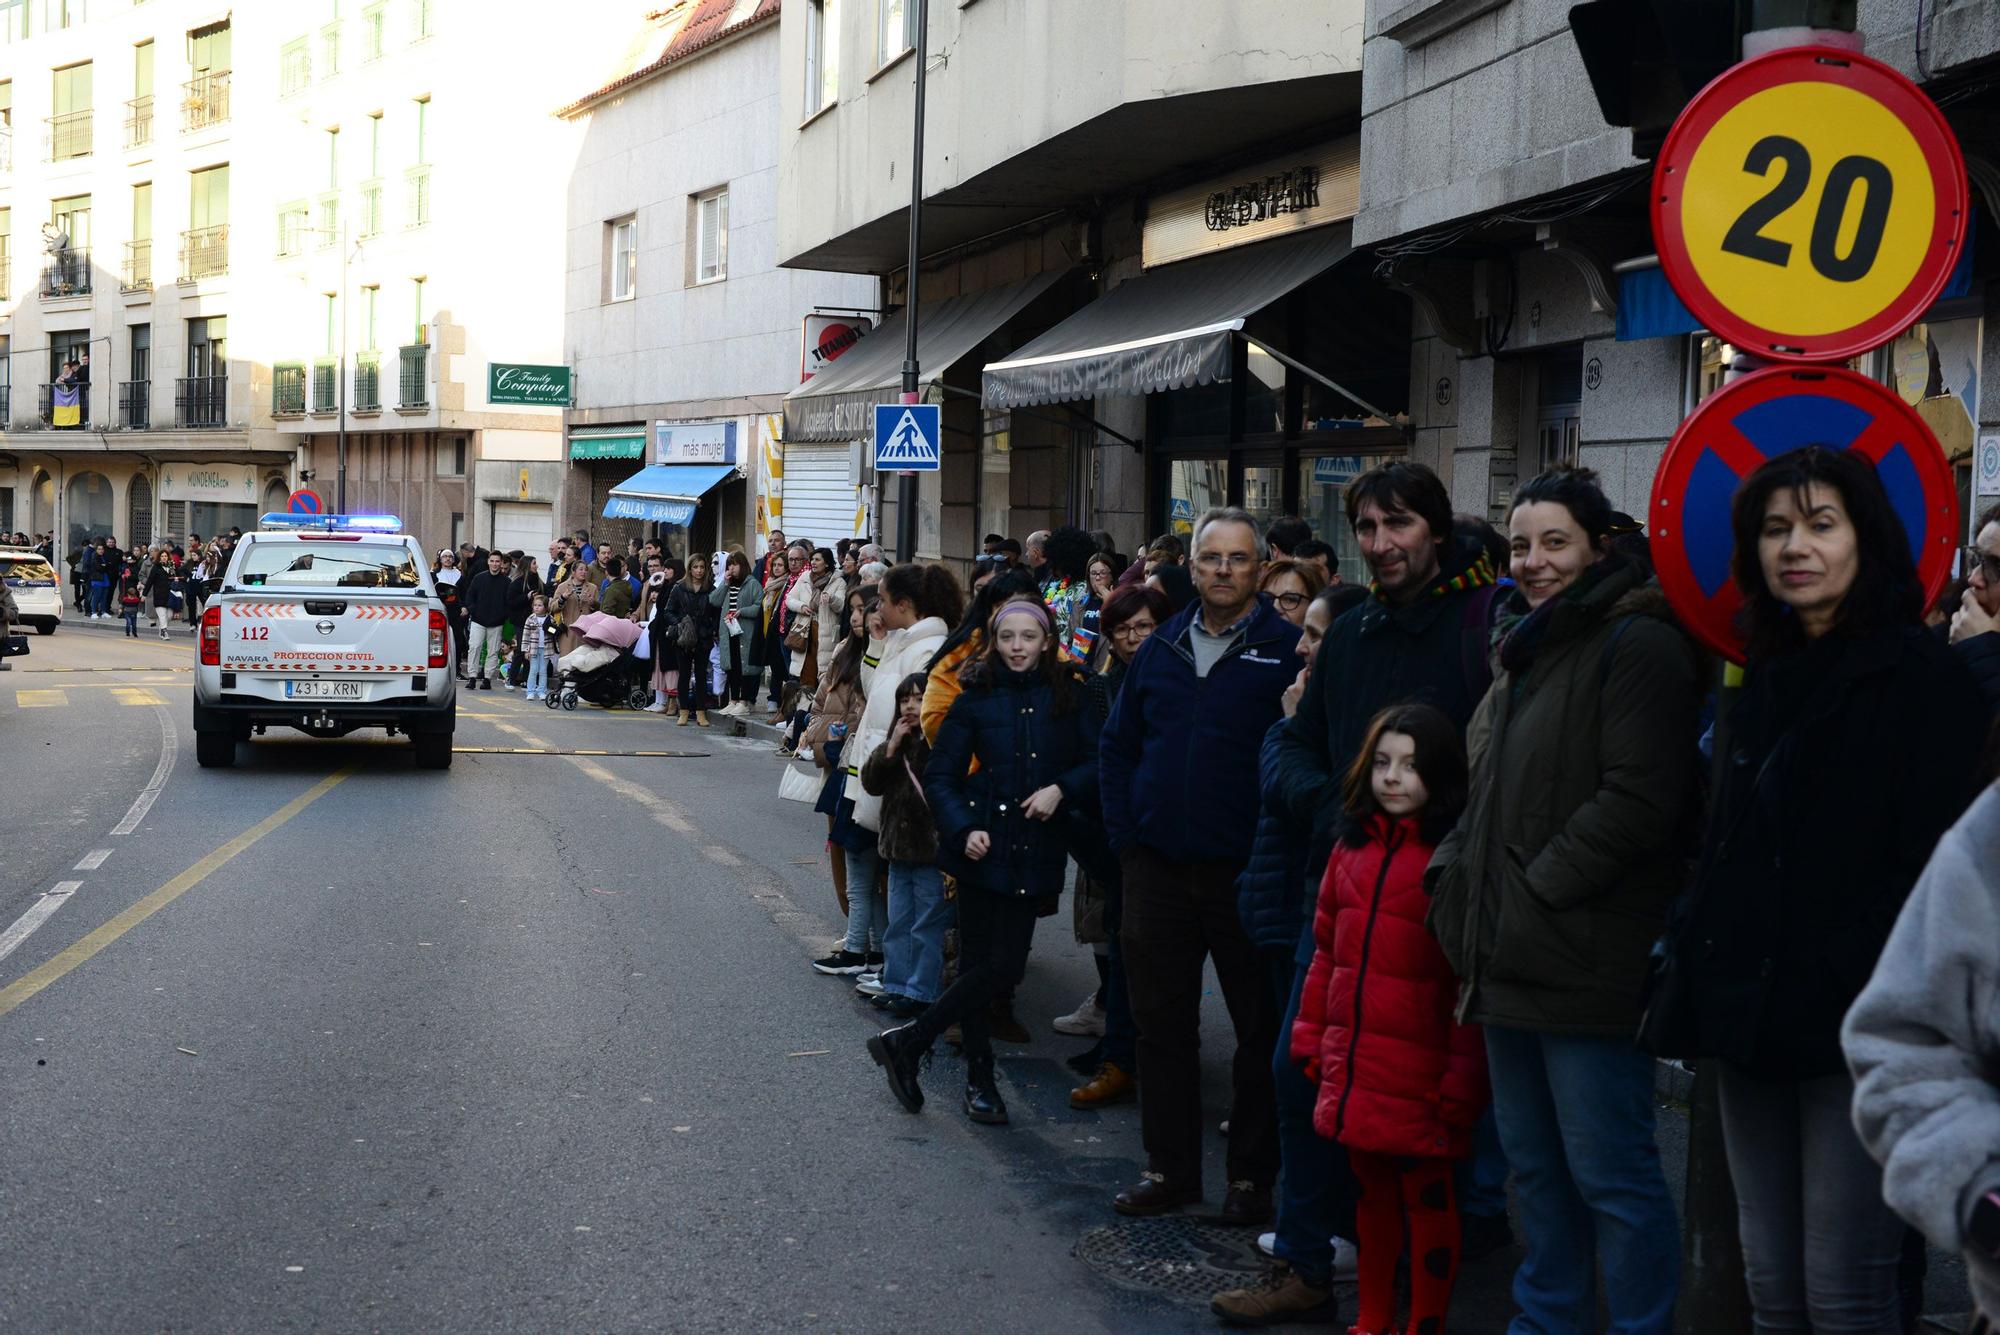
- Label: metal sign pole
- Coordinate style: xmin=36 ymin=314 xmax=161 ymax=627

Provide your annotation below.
xmin=895 ymin=0 xmax=929 ymax=564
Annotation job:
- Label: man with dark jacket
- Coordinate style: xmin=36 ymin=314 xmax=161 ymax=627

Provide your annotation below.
xmin=459 ymin=550 xmax=511 ymax=690
xmin=1100 ymin=506 xmax=1301 ymax=1226
xmin=1215 ymin=462 xmax=1504 ymax=1325
xmin=1949 ymin=502 xmax=2000 ymax=709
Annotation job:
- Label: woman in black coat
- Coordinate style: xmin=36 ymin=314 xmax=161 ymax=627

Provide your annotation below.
xmin=666 ymin=554 xmax=720 ymax=727
xmin=868 ymin=599 xmax=1100 ymax=1126
xmin=1667 ymin=447 xmax=1982 ymax=1331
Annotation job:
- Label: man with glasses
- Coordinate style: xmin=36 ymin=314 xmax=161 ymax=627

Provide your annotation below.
xmin=1100 ymin=506 xmax=1301 ymax=1228
xmin=1948 ymin=504 xmax=2000 ymax=709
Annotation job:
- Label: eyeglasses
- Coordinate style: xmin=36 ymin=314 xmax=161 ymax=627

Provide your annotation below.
xmin=1111 ymin=620 xmax=1157 ymax=640
xmin=1269 ymin=590 xmax=1307 ymax=611
xmin=1966 ymin=546 xmax=2000 ymax=583
xmin=1193 ymin=553 xmax=1259 ymax=572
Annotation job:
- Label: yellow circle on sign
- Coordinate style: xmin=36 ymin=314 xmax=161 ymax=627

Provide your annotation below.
xmin=1681 ymin=81 xmax=1934 ymax=339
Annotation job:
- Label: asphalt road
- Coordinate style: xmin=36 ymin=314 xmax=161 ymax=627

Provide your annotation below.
xmin=0 ymin=622 xmax=1973 ymax=1333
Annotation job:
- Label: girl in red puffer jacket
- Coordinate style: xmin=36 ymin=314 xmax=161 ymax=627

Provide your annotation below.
xmin=1292 ymin=702 xmax=1485 ymax=1335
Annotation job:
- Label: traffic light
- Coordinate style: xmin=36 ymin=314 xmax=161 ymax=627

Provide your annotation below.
xmin=1569 ymin=0 xmax=1746 ymax=158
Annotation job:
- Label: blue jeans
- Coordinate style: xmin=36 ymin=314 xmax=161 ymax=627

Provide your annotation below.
xmin=1485 ymin=1027 xmax=1679 ymax=1335
xmin=1267 ymin=945 xmax=1356 ymax=1287
xmin=525 ymin=652 xmax=548 ymax=695
xmin=881 ymin=861 xmax=949 ymax=1002
xmin=1462 ymin=1107 xmax=1511 ymax=1219
xmin=90 ymin=582 xmax=110 ymax=615
xmin=842 ymin=841 xmax=885 ymax=954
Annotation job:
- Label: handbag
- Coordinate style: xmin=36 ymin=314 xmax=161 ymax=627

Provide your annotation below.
xmin=785 ymin=613 xmax=812 ymax=653
xmin=2 ymin=633 xmax=28 ymax=658
xmin=778 ymin=764 xmax=820 ymax=803
xmin=677 ymin=614 xmax=699 ymax=651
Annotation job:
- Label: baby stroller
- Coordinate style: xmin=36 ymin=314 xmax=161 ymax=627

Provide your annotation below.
xmin=548 ymin=611 xmax=652 ymax=712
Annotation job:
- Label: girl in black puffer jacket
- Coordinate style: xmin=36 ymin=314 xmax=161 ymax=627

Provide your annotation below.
xmin=868 ymin=600 xmax=1100 ymax=1127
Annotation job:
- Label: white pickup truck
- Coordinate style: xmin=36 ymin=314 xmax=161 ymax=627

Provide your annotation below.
xmin=192 ymin=515 xmax=456 ymax=769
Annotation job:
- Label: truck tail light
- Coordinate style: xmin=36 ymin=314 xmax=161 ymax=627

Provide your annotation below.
xmin=200 ymin=606 xmax=222 ymax=666
xmin=428 ymin=610 xmax=447 ymax=668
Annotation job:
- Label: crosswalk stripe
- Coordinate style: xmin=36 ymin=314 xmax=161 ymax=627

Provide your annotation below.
xmin=111 ymin=687 xmax=164 ymax=706
xmin=16 ymin=689 xmax=67 ymax=707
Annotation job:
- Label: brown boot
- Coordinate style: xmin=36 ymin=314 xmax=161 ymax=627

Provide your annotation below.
xmin=1208 ymin=1264 xmax=1340 ymax=1327
xmin=694 ymin=710 xmax=710 ymax=727
xmin=677 ymin=711 xmax=692 ymax=726
xmin=988 ymin=998 xmax=1030 ymax=1045
xmin=1069 ymin=1060 xmax=1136 ymax=1110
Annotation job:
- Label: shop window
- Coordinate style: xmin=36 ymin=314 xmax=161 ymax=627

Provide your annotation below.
xmin=978 ymin=408 xmax=1010 ymax=548
xmin=1299 ymin=452 xmax=1399 ymax=586
xmin=1244 ymin=343 xmax=1286 ymax=436
xmin=1156 ymin=379 xmax=1231 ymax=443
xmin=1242 ymin=464 xmax=1283 ymax=532
xmin=1166 ymin=458 xmax=1228 ymax=540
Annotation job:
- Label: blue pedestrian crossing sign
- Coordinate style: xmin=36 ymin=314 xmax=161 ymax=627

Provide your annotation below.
xmin=874 ymin=403 xmax=942 ymax=472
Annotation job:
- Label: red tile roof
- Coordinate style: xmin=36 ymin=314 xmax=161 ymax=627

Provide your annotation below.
xmin=558 ymin=0 xmax=781 ymax=117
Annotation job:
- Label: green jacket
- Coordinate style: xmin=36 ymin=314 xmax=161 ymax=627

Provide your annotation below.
xmin=1427 ymin=564 xmax=1701 ymax=1037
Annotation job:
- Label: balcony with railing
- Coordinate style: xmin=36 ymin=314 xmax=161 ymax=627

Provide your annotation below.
xmin=41 ymin=249 xmax=90 ymax=298
xmin=180 ymin=225 xmax=227 ymax=281
xmin=122 ymin=239 xmax=151 ymax=291
xmin=119 ymin=380 xmax=150 ymax=429
xmin=124 ymin=96 xmax=151 ymax=149
xmin=175 ymin=376 xmax=226 ymax=428
xmin=405 ymin=165 xmax=430 ymax=228
xmin=39 ymin=382 xmax=89 ymax=429
xmin=398 ymin=345 xmax=429 ymax=409
xmin=352 ymin=357 xmax=381 ymax=411
xmin=273 ymin=364 xmax=306 ymax=416
xmin=45 ymin=109 xmax=91 ymax=160
xmin=311 ymin=360 xmax=337 ymax=413
xmin=182 ymin=71 xmax=229 ymax=132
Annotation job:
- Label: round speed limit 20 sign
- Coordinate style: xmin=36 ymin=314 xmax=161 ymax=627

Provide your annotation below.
xmin=1654 ymin=46 xmax=1967 ymax=364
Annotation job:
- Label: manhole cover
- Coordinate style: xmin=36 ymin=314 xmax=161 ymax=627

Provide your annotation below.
xmin=1074 ymin=1216 xmax=1267 ymax=1303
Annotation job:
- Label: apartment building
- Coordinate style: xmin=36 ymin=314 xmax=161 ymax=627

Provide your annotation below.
xmin=0 ymin=0 xmax=600 ymax=564
xmin=1352 ymin=1 xmax=2000 ymax=532
xmin=773 ymin=0 xmax=1399 ymax=571
xmin=560 ymin=0 xmax=878 ymax=560
xmin=0 ymin=0 xmax=283 ymax=556
xmin=268 ymin=0 xmax=598 ymax=561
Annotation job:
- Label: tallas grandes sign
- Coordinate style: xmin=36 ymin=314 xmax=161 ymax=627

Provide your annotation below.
xmin=487 ymin=363 xmax=573 ymax=406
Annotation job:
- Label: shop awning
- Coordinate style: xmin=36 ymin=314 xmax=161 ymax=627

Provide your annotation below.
xmin=982 ymin=225 xmax=1353 ymax=410
xmin=783 ymin=270 xmax=1068 ymax=441
xmin=603 ymin=463 xmax=736 ymax=526
xmin=569 ymin=430 xmax=646 ymax=460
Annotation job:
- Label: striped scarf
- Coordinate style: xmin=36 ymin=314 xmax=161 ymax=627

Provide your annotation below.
xmin=1368 ymin=550 xmax=1497 ymax=605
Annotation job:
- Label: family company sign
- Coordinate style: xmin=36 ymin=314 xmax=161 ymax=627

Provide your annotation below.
xmin=487 ymin=363 xmax=574 ymax=406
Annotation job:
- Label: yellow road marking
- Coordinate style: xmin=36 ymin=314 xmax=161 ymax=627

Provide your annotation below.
xmin=15 ymin=689 xmax=67 ymax=708
xmin=111 ymin=687 xmax=164 ymax=706
xmin=0 ymin=769 xmax=355 ymax=1019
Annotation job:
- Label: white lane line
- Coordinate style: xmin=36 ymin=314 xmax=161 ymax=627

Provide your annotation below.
xmin=74 ymin=850 xmax=111 ymax=871
xmin=0 ymin=882 xmax=81 ymax=964
xmin=111 ymin=703 xmax=178 ymax=836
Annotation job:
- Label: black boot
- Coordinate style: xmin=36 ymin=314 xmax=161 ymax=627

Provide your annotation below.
xmin=963 ymin=1053 xmax=1008 ymax=1126
xmin=867 ymin=1023 xmax=926 ymax=1113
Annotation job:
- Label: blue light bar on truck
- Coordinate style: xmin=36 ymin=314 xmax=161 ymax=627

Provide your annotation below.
xmin=257 ymin=513 xmax=405 ymax=533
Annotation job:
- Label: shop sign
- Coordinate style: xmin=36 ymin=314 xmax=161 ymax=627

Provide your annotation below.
xmin=1311 ymin=456 xmax=1365 ymax=488
xmin=799 ymin=315 xmax=873 ymax=383
xmin=655 ymin=420 xmax=737 ymax=466
xmin=569 ymin=433 xmax=645 ymax=460
xmin=1144 ymin=135 xmax=1359 ymax=268
xmin=1978 ymin=436 xmax=2000 ymax=497
xmin=487 ymin=363 xmax=573 ymax=406
xmin=160 ymin=462 xmax=258 ymax=504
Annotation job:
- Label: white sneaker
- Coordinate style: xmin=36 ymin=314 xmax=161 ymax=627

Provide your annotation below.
xmin=1052 ymin=993 xmax=1106 ymax=1037
xmin=1252 ymin=1232 xmax=1358 ymax=1282
xmin=502 ymin=681 xmax=514 ymax=691
xmin=645 ymin=700 xmax=668 ymax=713
xmin=854 ymin=974 xmax=887 ymax=997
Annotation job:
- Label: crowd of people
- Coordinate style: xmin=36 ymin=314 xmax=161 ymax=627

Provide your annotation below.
xmin=0 ymin=530 xmax=224 ymax=637
xmin=765 ymin=458 xmax=2000 ymax=1335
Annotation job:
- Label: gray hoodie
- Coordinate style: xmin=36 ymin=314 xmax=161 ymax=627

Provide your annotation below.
xmin=1845 ymin=781 xmax=2000 ymax=1322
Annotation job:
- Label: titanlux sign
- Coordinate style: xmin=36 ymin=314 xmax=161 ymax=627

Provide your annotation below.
xmin=799 ymin=314 xmax=872 ymax=384
xmin=487 ymin=363 xmax=573 ymax=406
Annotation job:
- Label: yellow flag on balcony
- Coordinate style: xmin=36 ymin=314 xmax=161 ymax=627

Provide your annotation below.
xmin=51 ymin=383 xmax=80 ymax=428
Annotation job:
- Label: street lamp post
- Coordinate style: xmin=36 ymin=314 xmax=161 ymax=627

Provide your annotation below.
xmin=303 ymin=221 xmax=359 ymax=512
xmin=895 ymin=0 xmax=929 ymax=564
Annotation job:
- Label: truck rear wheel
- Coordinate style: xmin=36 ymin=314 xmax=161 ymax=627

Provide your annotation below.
xmin=413 ymin=732 xmax=453 ymax=770
xmin=195 ymin=729 xmax=237 ymax=768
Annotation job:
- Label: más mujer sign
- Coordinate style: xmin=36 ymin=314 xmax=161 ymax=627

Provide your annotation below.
xmin=487 ymin=363 xmax=573 ymax=406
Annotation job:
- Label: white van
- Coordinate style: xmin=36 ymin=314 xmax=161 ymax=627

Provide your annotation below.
xmin=0 ymin=548 xmax=64 ymax=634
